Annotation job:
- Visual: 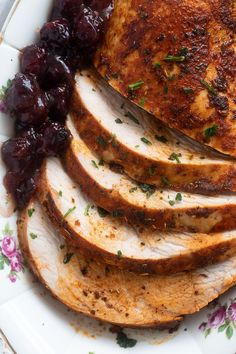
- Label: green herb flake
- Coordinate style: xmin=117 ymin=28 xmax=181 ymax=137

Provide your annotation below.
xmin=92 ymin=88 xmax=96 ymax=92
xmin=63 ymin=206 xmax=76 ymax=219
xmin=164 ymin=55 xmax=185 ymax=62
xmin=84 ymin=204 xmax=91 ymax=216
xmin=155 ymin=135 xmax=168 ymax=143
xmin=139 ymin=183 xmax=156 ymax=198
xmin=125 ymin=111 xmax=140 ymax=125
xmin=128 ymin=81 xmax=144 ymax=91
xmin=183 ymin=87 xmax=194 ymax=94
xmin=141 ymin=137 xmax=152 ymax=145
xmin=153 ymin=62 xmax=162 ymax=68
xmin=169 ymin=200 xmax=175 ymax=206
xmin=98 ymin=158 xmax=104 ymax=166
xmin=148 ymin=166 xmax=156 ymax=176
xmin=179 ymin=47 xmax=188 ymax=56
xmin=175 ymin=193 xmax=182 ymax=201
xmin=28 ymin=208 xmax=35 ymax=217
xmin=204 ymin=124 xmax=218 ymax=138
xmin=63 ymin=252 xmax=74 ymax=264
xmin=162 ymin=176 xmax=170 ymax=187
xmin=200 ymin=79 xmax=217 ymax=96
xmin=117 ymin=250 xmax=123 ymax=259
xmin=116 ymin=332 xmax=137 ymax=348
xmin=129 ymin=187 xmax=138 ymax=193
xmin=111 ymin=210 xmax=124 ymax=217
xmin=115 ymin=118 xmax=123 ymax=124
xmin=58 ymin=190 xmax=63 ymax=197
xmin=169 ymin=152 xmax=182 ymax=163
xmin=96 ymin=136 xmax=107 ymax=148
xmin=97 ymin=207 xmax=110 ymax=218
xmin=30 ymin=233 xmax=37 ymax=239
xmin=139 ymin=97 xmax=146 ymax=107
xmin=91 ymin=160 xmax=99 ymax=169
xmin=0 ymin=79 xmax=12 ymax=99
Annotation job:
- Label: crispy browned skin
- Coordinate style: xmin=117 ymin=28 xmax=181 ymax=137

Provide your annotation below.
xmin=94 ymin=0 xmax=236 ymax=157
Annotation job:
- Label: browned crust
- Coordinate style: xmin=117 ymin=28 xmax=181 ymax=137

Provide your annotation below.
xmin=64 ymin=142 xmax=236 ymax=233
xmin=71 ymin=84 xmax=236 ymax=195
xmin=36 ymin=164 xmax=236 ymax=275
xmin=94 ymin=0 xmax=236 ymax=157
xmin=17 ymin=202 xmax=182 ymax=329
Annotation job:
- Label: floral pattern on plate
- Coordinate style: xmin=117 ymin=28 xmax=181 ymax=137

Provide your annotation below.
xmin=0 ymin=222 xmax=24 ymax=282
xmin=199 ymin=298 xmax=236 ymax=340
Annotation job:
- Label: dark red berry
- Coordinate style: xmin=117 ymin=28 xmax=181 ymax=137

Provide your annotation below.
xmin=72 ymin=6 xmax=103 ymax=49
xmin=51 ymin=0 xmax=83 ymax=21
xmin=2 ymin=137 xmax=34 ymax=171
xmin=4 ymin=73 xmax=48 ymax=125
xmin=40 ymin=55 xmax=73 ymax=89
xmin=46 ymin=83 xmax=71 ymax=121
xmin=84 ymin=0 xmax=114 ymax=19
xmin=20 ymin=45 xmax=47 ymax=77
xmin=40 ymin=19 xmax=71 ymax=55
xmin=38 ymin=122 xmax=71 ymax=156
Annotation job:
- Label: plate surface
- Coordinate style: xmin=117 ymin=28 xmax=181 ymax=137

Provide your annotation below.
xmin=0 ymin=1 xmax=235 ymax=353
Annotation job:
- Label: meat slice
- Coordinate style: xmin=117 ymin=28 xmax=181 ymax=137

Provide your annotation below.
xmin=94 ymin=0 xmax=236 ymax=157
xmin=72 ymin=70 xmax=236 ymax=194
xmin=65 ymin=117 xmax=236 ymax=233
xmin=37 ymin=157 xmax=236 ymax=274
xmin=18 ymin=199 xmax=236 ymax=328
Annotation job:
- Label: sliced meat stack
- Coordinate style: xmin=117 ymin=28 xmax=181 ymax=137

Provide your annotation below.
xmin=19 ymin=0 xmax=236 ymax=327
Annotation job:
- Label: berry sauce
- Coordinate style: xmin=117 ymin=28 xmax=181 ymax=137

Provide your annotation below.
xmin=2 ymin=0 xmax=114 ymax=209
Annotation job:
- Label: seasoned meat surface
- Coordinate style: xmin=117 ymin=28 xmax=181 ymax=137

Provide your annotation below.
xmin=94 ymin=0 xmax=236 ymax=157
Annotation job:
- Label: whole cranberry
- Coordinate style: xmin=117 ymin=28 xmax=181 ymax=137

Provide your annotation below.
xmin=51 ymin=0 xmax=83 ymax=20
xmin=4 ymin=73 xmax=48 ymax=125
xmin=46 ymin=83 xmax=71 ymax=121
xmin=20 ymin=45 xmax=47 ymax=77
xmin=84 ymin=0 xmax=114 ymax=19
xmin=40 ymin=55 xmax=73 ymax=89
xmin=72 ymin=6 xmax=103 ymax=49
xmin=40 ymin=19 xmax=71 ymax=55
xmin=38 ymin=122 xmax=71 ymax=156
xmin=15 ymin=169 xmax=40 ymax=209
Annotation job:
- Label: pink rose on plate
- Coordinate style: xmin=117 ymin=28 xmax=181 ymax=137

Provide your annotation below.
xmin=229 ymin=302 xmax=236 ymax=322
xmin=208 ymin=306 xmax=226 ymax=328
xmin=9 ymin=273 xmax=17 ymax=283
xmin=1 ymin=236 xmax=16 ymax=258
xmin=10 ymin=252 xmax=23 ymax=272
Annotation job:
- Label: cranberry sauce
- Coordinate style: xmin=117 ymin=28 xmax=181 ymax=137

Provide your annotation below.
xmin=2 ymin=0 xmax=114 ymax=209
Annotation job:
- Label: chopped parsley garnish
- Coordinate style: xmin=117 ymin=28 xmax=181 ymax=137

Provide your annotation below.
xmin=116 ymin=332 xmax=137 ymax=348
xmin=129 ymin=187 xmax=138 ymax=193
xmin=30 ymin=233 xmax=37 ymax=239
xmin=63 ymin=252 xmax=74 ymax=264
xmin=84 ymin=204 xmax=91 ymax=216
xmin=162 ymin=176 xmax=170 ymax=187
xmin=168 ymin=193 xmax=182 ymax=206
xmin=117 ymin=250 xmax=123 ymax=259
xmin=28 ymin=208 xmax=35 ymax=217
xmin=148 ymin=166 xmax=156 ymax=176
xmin=155 ymin=135 xmax=168 ymax=143
xmin=111 ymin=209 xmax=124 ymax=217
xmin=125 ymin=111 xmax=140 ymax=125
xmin=204 ymin=124 xmax=218 ymax=138
xmin=63 ymin=206 xmax=76 ymax=218
xmin=183 ymin=87 xmax=194 ymax=94
xmin=96 ymin=136 xmax=107 ymax=148
xmin=58 ymin=190 xmax=63 ymax=197
xmin=0 ymin=79 xmax=12 ymax=99
xmin=169 ymin=152 xmax=182 ymax=163
xmin=169 ymin=200 xmax=175 ymax=206
xmin=139 ymin=183 xmax=156 ymax=198
xmin=139 ymin=97 xmax=146 ymax=107
xmin=179 ymin=47 xmax=188 ymax=56
xmin=115 ymin=118 xmax=123 ymax=124
xmin=141 ymin=137 xmax=152 ymax=145
xmin=92 ymin=88 xmax=96 ymax=92
xmin=97 ymin=207 xmax=109 ymax=218
xmin=163 ymin=83 xmax=169 ymax=94
xmin=200 ymin=79 xmax=217 ymax=96
xmin=91 ymin=160 xmax=99 ymax=169
xmin=153 ymin=62 xmax=162 ymax=68
xmin=164 ymin=55 xmax=185 ymax=62
xmin=128 ymin=81 xmax=144 ymax=91
xmin=98 ymin=158 xmax=104 ymax=166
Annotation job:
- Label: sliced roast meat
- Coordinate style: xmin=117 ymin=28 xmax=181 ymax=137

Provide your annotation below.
xmin=18 ymin=199 xmax=236 ymax=328
xmin=37 ymin=157 xmax=236 ymax=274
xmin=71 ymin=70 xmax=236 ymax=194
xmin=94 ymin=0 xmax=236 ymax=157
xmin=64 ymin=118 xmax=236 ymax=233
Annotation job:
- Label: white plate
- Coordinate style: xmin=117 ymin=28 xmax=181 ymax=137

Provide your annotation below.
xmin=0 ymin=1 xmax=235 ymax=353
